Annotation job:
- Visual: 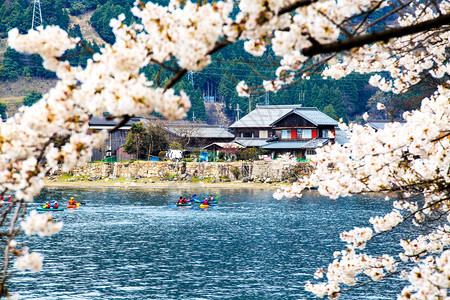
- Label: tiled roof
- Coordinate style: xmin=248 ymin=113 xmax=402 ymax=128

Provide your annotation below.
xmin=89 ymin=116 xmax=141 ymax=129
xmin=260 ymin=138 xmax=330 ymax=150
xmin=203 ymin=142 xmax=243 ymax=150
xmin=367 ymin=120 xmax=406 ymax=131
xmin=335 ymin=129 xmax=349 ymax=145
xmin=260 ymin=141 xmax=309 ymax=150
xmin=162 ymin=122 xmax=234 ymax=139
xmin=229 ymin=105 xmax=339 ymax=129
xmin=302 ymin=138 xmax=329 ymax=148
xmin=234 ymin=138 xmax=269 ymax=148
xmin=270 ymin=108 xmax=339 ymax=126
xmin=229 ymin=105 xmax=303 ymax=128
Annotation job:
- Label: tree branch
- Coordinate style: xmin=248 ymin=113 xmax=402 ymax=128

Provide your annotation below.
xmin=302 ymin=13 xmax=450 ymax=56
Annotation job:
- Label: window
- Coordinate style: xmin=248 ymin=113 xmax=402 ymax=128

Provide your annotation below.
xmin=241 ymin=132 xmax=253 ymax=138
xmin=306 ymin=150 xmax=316 ymax=155
xmin=259 ymin=130 xmax=268 ymax=138
xmin=322 ymin=129 xmax=330 ymax=138
xmin=297 ymin=129 xmax=302 ymax=136
xmin=303 ymin=129 xmax=312 ymax=139
xmin=282 ymin=130 xmax=290 ymax=139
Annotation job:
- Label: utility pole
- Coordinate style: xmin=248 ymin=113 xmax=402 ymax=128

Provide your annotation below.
xmin=31 ymin=0 xmax=43 ymax=30
xmin=299 ymin=90 xmax=305 ymax=106
xmin=265 ymin=93 xmax=269 ymax=105
xmin=192 ymin=111 xmax=196 ymax=122
xmin=235 ymin=104 xmax=242 ymax=121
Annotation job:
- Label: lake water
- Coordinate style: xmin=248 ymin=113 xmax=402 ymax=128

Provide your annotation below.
xmin=10 ymin=187 xmax=407 ymax=299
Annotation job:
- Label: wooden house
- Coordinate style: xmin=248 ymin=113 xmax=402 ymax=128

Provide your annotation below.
xmin=229 ymin=105 xmax=340 ymax=159
xmin=89 ymin=116 xmax=141 ymax=161
xmin=230 ymin=105 xmax=301 ymax=148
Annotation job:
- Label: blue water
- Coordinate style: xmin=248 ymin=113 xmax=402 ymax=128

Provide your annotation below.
xmin=10 ymin=188 xmax=407 ymax=299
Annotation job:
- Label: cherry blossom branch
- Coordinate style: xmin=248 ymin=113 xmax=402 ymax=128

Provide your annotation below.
xmin=302 ymin=13 xmax=450 ymax=56
xmin=0 ymin=200 xmax=22 ymax=297
xmin=338 ymin=270 xmax=402 ymax=295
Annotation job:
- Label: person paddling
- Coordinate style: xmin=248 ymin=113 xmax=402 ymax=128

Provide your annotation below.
xmin=68 ymin=197 xmax=77 ymax=206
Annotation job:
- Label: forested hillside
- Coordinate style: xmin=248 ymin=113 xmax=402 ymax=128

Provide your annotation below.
xmin=0 ymin=0 xmax=424 ymax=122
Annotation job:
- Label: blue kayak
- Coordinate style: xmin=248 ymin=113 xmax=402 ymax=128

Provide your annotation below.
xmin=36 ymin=206 xmax=64 ymax=211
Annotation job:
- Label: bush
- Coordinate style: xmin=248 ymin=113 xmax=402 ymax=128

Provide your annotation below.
xmin=158 ymin=151 xmax=166 ymax=159
xmin=59 ymin=173 xmax=73 ymax=181
xmin=239 ymin=147 xmax=258 ymax=161
xmin=169 ymin=141 xmax=182 ymax=150
xmin=218 ymin=152 xmax=225 ymax=160
xmin=191 ymin=149 xmax=201 ymax=157
xmin=232 ymin=167 xmax=240 ymax=179
xmin=183 ymin=158 xmax=193 ymax=162
xmin=216 ymin=159 xmax=224 ymax=162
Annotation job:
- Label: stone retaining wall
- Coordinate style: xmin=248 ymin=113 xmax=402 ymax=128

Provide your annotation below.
xmin=68 ymin=161 xmax=314 ymax=183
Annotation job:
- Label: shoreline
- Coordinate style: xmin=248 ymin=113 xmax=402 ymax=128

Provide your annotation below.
xmin=44 ymin=179 xmax=285 ymax=190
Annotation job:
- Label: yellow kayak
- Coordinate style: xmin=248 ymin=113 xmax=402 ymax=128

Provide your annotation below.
xmin=199 ymin=204 xmax=209 ymax=208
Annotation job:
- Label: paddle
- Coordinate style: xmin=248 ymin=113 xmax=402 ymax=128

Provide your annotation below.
xmin=65 ymin=198 xmax=85 ymax=206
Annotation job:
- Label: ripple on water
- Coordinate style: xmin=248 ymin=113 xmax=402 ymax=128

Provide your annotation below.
xmin=10 ymin=189 xmax=406 ymax=299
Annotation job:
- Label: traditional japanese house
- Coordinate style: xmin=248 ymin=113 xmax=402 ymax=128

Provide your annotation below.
xmin=229 ymin=105 xmax=303 ymax=148
xmin=260 ymin=107 xmax=338 ymax=159
xmin=229 ymin=105 xmax=341 ymax=159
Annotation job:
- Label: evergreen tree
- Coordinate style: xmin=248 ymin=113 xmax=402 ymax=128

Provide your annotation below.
xmin=323 ymin=104 xmax=337 ymax=119
xmin=23 ymin=91 xmax=42 ymax=106
xmin=184 ymin=82 xmax=206 ymax=122
xmin=0 ymin=101 xmax=6 ymax=119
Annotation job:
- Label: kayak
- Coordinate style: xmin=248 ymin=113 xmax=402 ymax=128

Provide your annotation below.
xmin=67 ymin=203 xmax=80 ymax=208
xmin=199 ymin=204 xmax=209 ymax=208
xmin=194 ymin=196 xmax=219 ymax=204
xmin=176 ymin=202 xmax=192 ymax=206
xmin=36 ymin=207 xmax=64 ymax=211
